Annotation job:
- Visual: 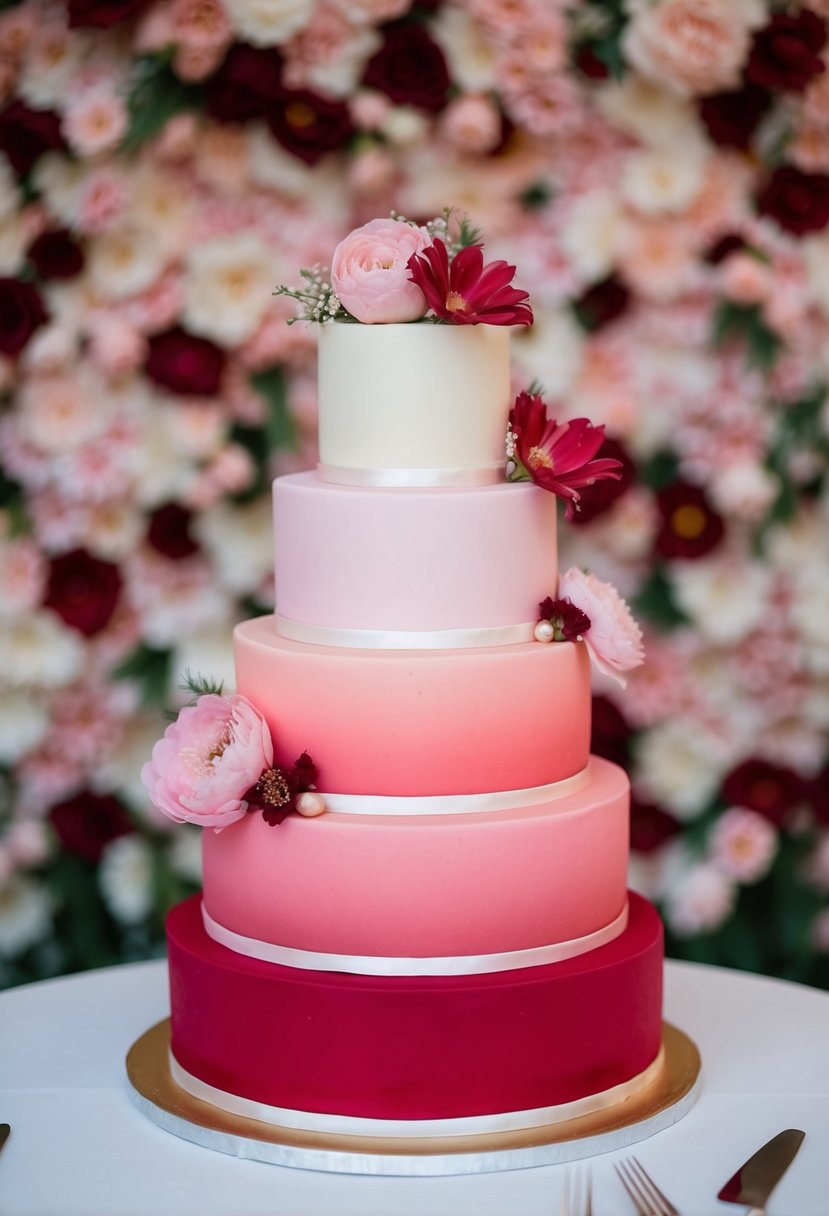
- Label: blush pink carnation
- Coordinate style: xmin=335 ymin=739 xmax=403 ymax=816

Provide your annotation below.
xmin=623 ymin=0 xmax=756 ymax=97
xmin=558 ymin=566 xmax=645 ymax=687
xmin=330 ymin=217 xmax=430 ymax=323
xmin=141 ymin=693 xmax=272 ymax=830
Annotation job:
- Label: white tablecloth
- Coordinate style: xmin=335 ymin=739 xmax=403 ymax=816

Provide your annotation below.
xmin=1 ymin=958 xmax=828 ymax=1215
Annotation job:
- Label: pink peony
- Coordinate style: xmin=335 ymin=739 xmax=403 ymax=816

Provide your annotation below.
xmin=558 ymin=567 xmax=645 ymax=687
xmin=141 ymin=693 xmax=273 ymax=830
xmin=330 ymin=217 xmax=430 ymax=323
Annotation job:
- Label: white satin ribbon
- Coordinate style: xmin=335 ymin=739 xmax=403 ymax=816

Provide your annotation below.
xmin=276 ymin=614 xmax=536 ymax=650
xmin=317 ymin=462 xmax=503 ymax=488
xmin=317 ymin=765 xmax=591 ymax=816
xmin=169 ymin=1041 xmax=664 ymax=1139
xmin=201 ymin=900 xmax=629 ymax=976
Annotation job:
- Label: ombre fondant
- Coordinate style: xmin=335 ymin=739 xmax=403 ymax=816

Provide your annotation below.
xmin=317 ymin=322 xmax=510 ymax=483
xmin=274 ymin=474 xmax=557 ymax=640
xmin=234 ymin=615 xmax=592 ymax=795
xmin=201 ymin=757 xmax=629 ymax=964
xmin=168 ymin=892 xmax=664 ymax=1128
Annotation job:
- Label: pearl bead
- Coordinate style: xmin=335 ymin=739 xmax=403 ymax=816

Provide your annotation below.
xmin=534 ymin=620 xmax=555 ymax=643
xmin=296 ymin=791 xmax=327 ymax=818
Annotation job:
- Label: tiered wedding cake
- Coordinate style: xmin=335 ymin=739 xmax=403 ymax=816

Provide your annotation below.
xmin=137 ymin=219 xmax=687 ymax=1172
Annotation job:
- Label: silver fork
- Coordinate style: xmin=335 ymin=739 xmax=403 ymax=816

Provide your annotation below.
xmin=615 ymin=1155 xmax=680 ymax=1216
xmin=560 ymin=1162 xmax=593 ymax=1216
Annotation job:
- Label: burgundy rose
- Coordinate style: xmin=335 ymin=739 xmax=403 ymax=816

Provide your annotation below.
xmin=698 ymin=83 xmax=772 ymax=150
xmin=568 ymin=437 xmax=636 ymax=525
xmin=573 ymin=275 xmax=631 ymax=333
xmin=268 ymin=89 xmax=354 ymax=165
xmin=704 ymin=233 xmax=746 ymax=265
xmin=147 ymin=502 xmax=199 ymax=560
xmin=758 ymin=165 xmax=829 ymax=235
xmin=746 ymin=8 xmax=827 ymax=93
xmin=721 ymin=758 xmax=806 ymax=828
xmin=205 ymin=44 xmax=284 ymax=124
xmin=805 ymin=763 xmax=829 ymax=826
xmin=0 ymin=100 xmax=64 ymax=177
xmin=590 ymin=694 xmax=631 ymax=768
xmin=574 ymin=44 xmax=611 ymax=80
xmin=27 ymin=229 xmax=85 ymax=281
xmin=45 ymin=549 xmax=122 ymax=637
xmin=67 ymin=0 xmax=148 ymax=28
xmin=363 ymin=22 xmax=450 ymax=112
xmin=630 ymin=799 xmax=682 ymax=854
xmin=145 ymin=326 xmax=225 ymax=396
xmin=50 ymin=791 xmax=134 ymax=862
xmin=655 ymin=481 xmax=724 ymax=560
xmin=0 ymin=278 xmax=47 ymax=357
xmin=537 ymin=595 xmax=591 ymax=641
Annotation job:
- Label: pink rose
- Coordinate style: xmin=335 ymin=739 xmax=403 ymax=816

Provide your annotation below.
xmin=623 ymin=0 xmax=755 ymax=98
xmin=141 ymin=693 xmax=273 ymax=830
xmin=558 ymin=567 xmax=645 ymax=687
xmin=330 ymin=218 xmax=430 ymax=323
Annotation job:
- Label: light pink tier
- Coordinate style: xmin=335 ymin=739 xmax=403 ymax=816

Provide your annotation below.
xmin=234 ymin=615 xmax=591 ymax=795
xmin=273 ymin=474 xmax=557 ymax=636
xmin=202 ymin=757 xmax=629 ymax=960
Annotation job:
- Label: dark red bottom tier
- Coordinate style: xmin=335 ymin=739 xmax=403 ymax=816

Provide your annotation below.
xmin=167 ymin=892 xmax=663 ymax=1123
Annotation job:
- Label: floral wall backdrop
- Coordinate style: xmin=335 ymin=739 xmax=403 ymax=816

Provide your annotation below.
xmin=1 ymin=0 xmax=829 ymax=989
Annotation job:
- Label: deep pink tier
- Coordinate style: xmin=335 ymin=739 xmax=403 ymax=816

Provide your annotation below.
xmin=274 ymin=474 xmax=557 ymax=635
xmin=202 ymin=757 xmax=628 ymax=960
xmin=167 ymin=892 xmax=663 ymax=1121
xmin=234 ymin=616 xmax=591 ymax=795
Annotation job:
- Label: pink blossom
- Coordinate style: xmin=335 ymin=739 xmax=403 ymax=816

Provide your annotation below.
xmin=86 ymin=314 xmax=147 ymax=378
xmin=558 ymin=566 xmax=645 ymax=687
xmin=183 ymin=444 xmax=255 ymax=510
xmin=5 ymin=818 xmax=49 ymax=866
xmin=0 ymin=536 xmax=46 ymax=618
xmin=330 ymin=217 xmax=430 ymax=323
xmin=469 ymin=0 xmax=550 ymax=39
xmin=710 ymin=807 xmax=778 ymax=883
xmin=171 ymin=0 xmax=232 ymax=50
xmin=154 ymin=112 xmax=200 ymax=160
xmin=617 ymin=218 xmax=702 ymax=302
xmin=791 ymin=121 xmax=829 ymax=173
xmin=347 ymin=144 xmax=396 ymax=197
xmin=283 ymin=3 xmax=354 ymax=83
xmin=0 ymin=7 xmax=35 ymax=62
xmin=440 ymin=94 xmax=502 ymax=154
xmin=349 ymin=89 xmax=391 ymax=130
xmin=28 ymin=488 xmax=90 ymax=552
xmin=119 ymin=271 xmax=184 ymax=334
xmin=719 ymin=251 xmax=773 ymax=305
xmin=501 ymin=74 xmax=584 ymax=138
xmin=174 ymin=42 xmax=228 ymax=82
xmin=63 ymin=87 xmax=128 ymax=158
xmin=623 ymin=631 xmax=697 ymax=728
xmin=666 ymin=861 xmax=736 ymax=937
xmin=623 ymin=0 xmax=755 ymax=97
xmin=51 ymin=680 xmax=133 ymax=766
xmin=77 ymin=168 xmax=128 ymax=234
xmin=141 ymin=693 xmax=273 ymax=830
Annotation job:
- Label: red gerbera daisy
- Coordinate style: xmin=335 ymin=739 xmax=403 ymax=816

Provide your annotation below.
xmin=407 ymin=238 xmax=533 ymax=326
xmin=507 ymin=390 xmax=623 ymax=517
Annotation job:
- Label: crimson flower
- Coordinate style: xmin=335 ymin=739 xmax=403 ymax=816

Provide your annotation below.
xmin=537 ymin=596 xmax=591 ymax=642
xmin=246 ymin=751 xmax=319 ymax=826
xmin=407 ymin=239 xmax=532 ymax=326
xmin=507 ymin=391 xmax=623 ymax=517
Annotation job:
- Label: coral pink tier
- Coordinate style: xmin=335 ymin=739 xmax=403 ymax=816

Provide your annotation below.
xmin=167 ymin=892 xmax=664 ymax=1125
xmin=274 ymin=474 xmax=557 ymax=640
xmin=201 ymin=757 xmax=629 ymax=964
xmin=234 ymin=616 xmax=591 ymax=795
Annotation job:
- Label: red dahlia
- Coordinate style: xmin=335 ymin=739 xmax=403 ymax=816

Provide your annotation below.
xmin=407 ymin=238 xmax=533 ymax=326
xmin=507 ymin=391 xmax=622 ymax=517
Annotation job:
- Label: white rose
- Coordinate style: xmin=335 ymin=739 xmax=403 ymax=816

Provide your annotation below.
xmin=0 ymin=690 xmax=49 ymax=763
xmin=183 ymin=232 xmax=275 ymax=347
xmin=664 ymin=860 xmax=737 ymax=937
xmin=511 ymin=306 xmax=584 ymax=400
xmin=99 ymin=836 xmax=154 ymax=925
xmin=228 ymin=0 xmax=314 ymax=45
xmin=560 ymin=190 xmax=625 ymax=281
xmin=596 ymin=74 xmax=700 ymax=147
xmin=621 ymin=141 xmax=709 ymax=216
xmin=431 ymin=4 xmax=497 ymax=92
xmin=0 ymin=874 xmax=52 ymax=957
xmin=0 ymin=612 xmax=84 ymax=689
xmin=634 ymin=719 xmax=731 ymax=820
xmin=194 ymin=496 xmax=274 ymax=596
xmin=669 ymin=552 xmax=773 ymax=645
xmin=88 ymin=225 xmax=169 ymax=301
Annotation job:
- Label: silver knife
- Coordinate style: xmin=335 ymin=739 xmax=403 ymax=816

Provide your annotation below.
xmin=717 ymin=1128 xmax=805 ymax=1215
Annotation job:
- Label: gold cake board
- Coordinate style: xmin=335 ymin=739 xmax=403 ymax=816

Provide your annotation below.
xmin=126 ymin=1019 xmax=701 ymax=1176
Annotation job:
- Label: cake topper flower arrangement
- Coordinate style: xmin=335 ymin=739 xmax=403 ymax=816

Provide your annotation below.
xmin=534 ymin=570 xmax=645 ymax=689
xmin=141 ymin=674 xmax=325 ymax=832
xmin=506 ymin=389 xmax=624 ymax=518
xmin=274 ymin=211 xmax=532 ymax=327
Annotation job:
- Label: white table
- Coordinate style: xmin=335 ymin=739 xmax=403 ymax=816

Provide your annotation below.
xmin=1 ymin=958 xmax=827 ymax=1215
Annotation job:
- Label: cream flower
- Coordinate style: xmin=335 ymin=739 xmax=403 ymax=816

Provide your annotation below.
xmin=0 ymin=689 xmax=49 ymax=764
xmin=99 ymin=836 xmax=154 ymax=924
xmin=560 ymin=190 xmax=625 ymax=281
xmin=621 ymin=141 xmax=709 ymax=217
xmin=0 ymin=874 xmax=52 ymax=958
xmin=88 ymin=225 xmax=169 ymax=301
xmin=634 ymin=719 xmax=731 ymax=820
xmin=668 ymin=552 xmax=773 ymax=645
xmin=183 ymin=232 xmax=275 ymax=346
xmin=0 ymin=611 xmax=84 ymax=689
xmin=558 ymin=567 xmax=645 ymax=687
xmin=431 ymin=3 xmax=498 ymax=92
xmin=193 ymin=497 xmax=274 ymax=596
xmin=228 ymin=0 xmax=314 ymax=45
